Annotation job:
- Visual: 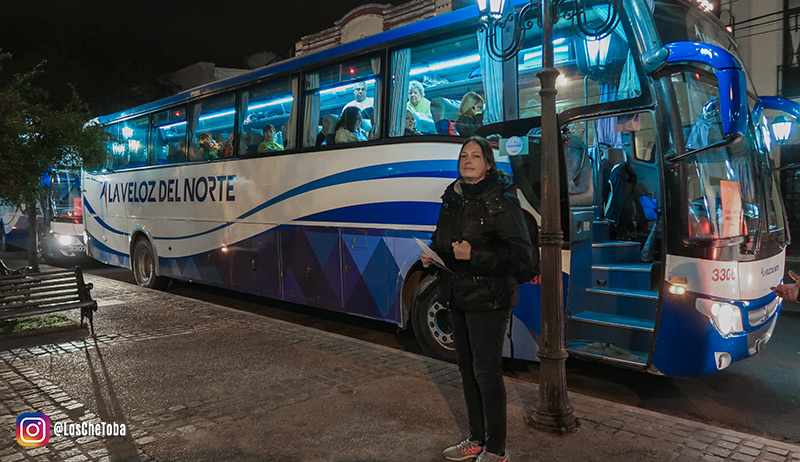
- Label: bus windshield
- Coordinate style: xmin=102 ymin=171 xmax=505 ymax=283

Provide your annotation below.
xmin=656 ymin=2 xmax=787 ymax=252
xmin=48 ymin=170 xmax=82 ymax=222
xmin=672 ymin=71 xmax=762 ymax=247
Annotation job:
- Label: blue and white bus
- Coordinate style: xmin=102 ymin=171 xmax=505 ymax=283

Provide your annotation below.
xmin=84 ymin=0 xmax=788 ymax=377
xmin=1 ymin=169 xmax=86 ymax=260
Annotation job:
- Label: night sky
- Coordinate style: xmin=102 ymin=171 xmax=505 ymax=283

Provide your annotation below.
xmin=0 ymin=0 xmax=401 ymax=114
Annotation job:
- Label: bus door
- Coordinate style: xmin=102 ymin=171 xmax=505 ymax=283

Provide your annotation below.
xmin=563 ymin=111 xmax=662 ymax=369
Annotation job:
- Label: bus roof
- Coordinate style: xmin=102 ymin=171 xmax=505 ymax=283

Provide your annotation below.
xmin=95 ymin=3 xmax=482 ymax=125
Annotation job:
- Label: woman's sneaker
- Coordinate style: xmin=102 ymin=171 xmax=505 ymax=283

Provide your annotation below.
xmin=442 ymin=439 xmax=483 ymax=461
xmin=475 ymin=451 xmax=510 ymax=462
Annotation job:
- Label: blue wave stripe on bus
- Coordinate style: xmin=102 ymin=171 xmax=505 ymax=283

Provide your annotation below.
xmin=149 ymin=160 xmax=455 ymax=241
xmin=298 ymin=202 xmax=441 ymax=226
xmin=83 ymin=198 xmax=130 ymax=236
xmin=236 ymin=160 xmax=456 ymax=221
xmin=87 ymin=232 xmax=128 ymax=257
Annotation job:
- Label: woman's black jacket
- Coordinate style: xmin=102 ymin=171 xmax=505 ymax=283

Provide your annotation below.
xmin=429 ymin=172 xmax=533 ymax=311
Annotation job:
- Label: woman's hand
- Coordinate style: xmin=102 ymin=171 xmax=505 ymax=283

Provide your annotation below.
xmin=772 ymin=270 xmax=800 ymax=302
xmin=452 ymin=240 xmax=471 ymax=260
xmin=420 ymin=252 xmax=433 ymax=268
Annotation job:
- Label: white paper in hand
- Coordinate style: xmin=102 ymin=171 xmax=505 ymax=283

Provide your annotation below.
xmin=414 ymin=237 xmax=452 ymax=272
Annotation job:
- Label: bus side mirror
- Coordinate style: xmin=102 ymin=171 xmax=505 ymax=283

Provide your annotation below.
xmin=643 ymin=41 xmax=747 ymax=139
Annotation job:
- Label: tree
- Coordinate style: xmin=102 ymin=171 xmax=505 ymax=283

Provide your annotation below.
xmin=0 ymin=51 xmax=106 ymax=270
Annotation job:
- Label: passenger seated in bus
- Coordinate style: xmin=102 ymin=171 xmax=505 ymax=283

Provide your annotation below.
xmin=316 ymin=114 xmax=339 ymax=146
xmin=167 ymin=141 xmax=188 ymax=163
xmin=243 ymin=113 xmax=264 ymax=154
xmin=334 ymin=106 xmax=367 ymax=144
xmin=407 ymin=80 xmax=431 ymax=115
xmin=431 ymin=98 xmax=459 ymax=135
xmin=404 ymin=110 xmax=422 ymax=136
xmin=455 ymin=92 xmax=484 ymax=137
xmin=196 ymin=133 xmax=220 ymax=160
xmin=343 ymin=81 xmax=374 ymax=114
xmin=257 ymin=124 xmax=284 ymax=153
xmin=221 ymin=133 xmax=235 ymax=158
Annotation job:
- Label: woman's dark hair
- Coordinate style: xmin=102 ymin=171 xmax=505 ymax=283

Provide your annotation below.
xmin=458 ymin=135 xmax=497 ymax=178
xmin=335 ymin=106 xmax=362 ymax=132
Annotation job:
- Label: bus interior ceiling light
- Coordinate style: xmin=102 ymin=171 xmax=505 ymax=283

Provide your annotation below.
xmin=320 ymin=79 xmax=377 ymax=96
xmin=248 ymin=96 xmax=294 ymax=111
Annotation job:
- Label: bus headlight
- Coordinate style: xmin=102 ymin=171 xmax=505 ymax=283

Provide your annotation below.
xmin=55 ymin=234 xmax=74 ymax=246
xmin=696 ymin=299 xmax=743 ymax=337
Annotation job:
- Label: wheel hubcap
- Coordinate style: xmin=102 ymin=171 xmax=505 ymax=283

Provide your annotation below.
xmin=426 ymin=300 xmax=455 ymax=351
xmin=136 ymin=250 xmax=152 ymax=284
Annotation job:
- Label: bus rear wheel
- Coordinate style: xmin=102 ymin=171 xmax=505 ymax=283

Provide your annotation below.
xmin=132 ymin=238 xmax=169 ymax=290
xmin=411 ymin=275 xmax=457 ymax=363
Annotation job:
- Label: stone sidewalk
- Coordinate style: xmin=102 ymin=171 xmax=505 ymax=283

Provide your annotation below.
xmin=0 ymin=274 xmax=799 ymax=462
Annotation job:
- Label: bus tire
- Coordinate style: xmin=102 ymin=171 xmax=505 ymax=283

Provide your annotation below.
xmin=411 ymin=274 xmax=457 ymax=363
xmin=132 ymin=238 xmax=169 ymax=290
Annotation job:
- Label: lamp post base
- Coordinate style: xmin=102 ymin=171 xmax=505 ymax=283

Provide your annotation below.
xmin=528 ymin=406 xmax=579 ymax=434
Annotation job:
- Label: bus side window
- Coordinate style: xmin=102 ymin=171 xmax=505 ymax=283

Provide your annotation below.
xmin=119 ymin=116 xmax=148 ymax=170
xmin=304 ymin=58 xmax=379 ymax=147
xmin=242 ymin=78 xmax=295 ymax=155
xmin=389 ymin=32 xmax=493 ymax=138
xmin=152 ymin=106 xmax=187 ymax=165
xmin=190 ymin=94 xmax=236 ymax=161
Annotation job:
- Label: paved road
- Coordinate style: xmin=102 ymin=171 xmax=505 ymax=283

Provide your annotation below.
xmin=10 ymin=251 xmax=800 ymax=444
xmin=3 ymin=274 xmax=800 ymax=461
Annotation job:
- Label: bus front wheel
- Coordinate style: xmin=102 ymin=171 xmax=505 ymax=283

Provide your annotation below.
xmin=411 ymin=275 xmax=457 ymax=363
xmin=132 ymin=239 xmax=169 ymax=290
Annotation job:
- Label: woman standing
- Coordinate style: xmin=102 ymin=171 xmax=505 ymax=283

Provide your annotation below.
xmin=422 ymin=136 xmax=532 ymax=462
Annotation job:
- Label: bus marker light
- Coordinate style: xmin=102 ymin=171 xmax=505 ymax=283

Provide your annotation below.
xmin=668 ymin=284 xmax=686 ymax=295
xmin=221 ymin=245 xmax=229 ymax=253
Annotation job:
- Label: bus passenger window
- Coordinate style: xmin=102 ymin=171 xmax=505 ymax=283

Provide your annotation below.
xmin=389 ymin=32 xmax=493 ymax=138
xmin=517 ymin=6 xmax=642 ymax=118
xmin=242 ymin=79 xmax=294 ymax=155
xmin=118 ymin=116 xmax=148 ymax=170
xmin=152 ymin=107 xmax=187 ymax=165
xmin=303 ymin=58 xmax=380 ymax=147
xmin=190 ymin=94 xmax=235 ymax=162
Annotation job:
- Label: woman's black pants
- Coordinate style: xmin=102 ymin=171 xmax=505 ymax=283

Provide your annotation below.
xmin=449 ymin=306 xmax=512 ymax=455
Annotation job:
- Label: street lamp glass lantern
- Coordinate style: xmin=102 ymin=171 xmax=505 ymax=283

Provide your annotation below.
xmin=772 ymin=115 xmax=793 ymax=143
xmin=477 ymin=0 xmax=504 ymax=19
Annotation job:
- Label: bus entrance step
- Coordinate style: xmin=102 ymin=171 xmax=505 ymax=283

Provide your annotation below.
xmin=570 ymin=311 xmax=655 ymax=332
xmin=591 ymin=241 xmax=641 ymax=263
xmin=566 ymin=341 xmax=648 ymax=367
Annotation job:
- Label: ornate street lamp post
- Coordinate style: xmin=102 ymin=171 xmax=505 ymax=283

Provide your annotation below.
xmin=477 ymin=0 xmax=620 ymax=433
xmin=771 ymin=115 xmax=793 ymax=144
